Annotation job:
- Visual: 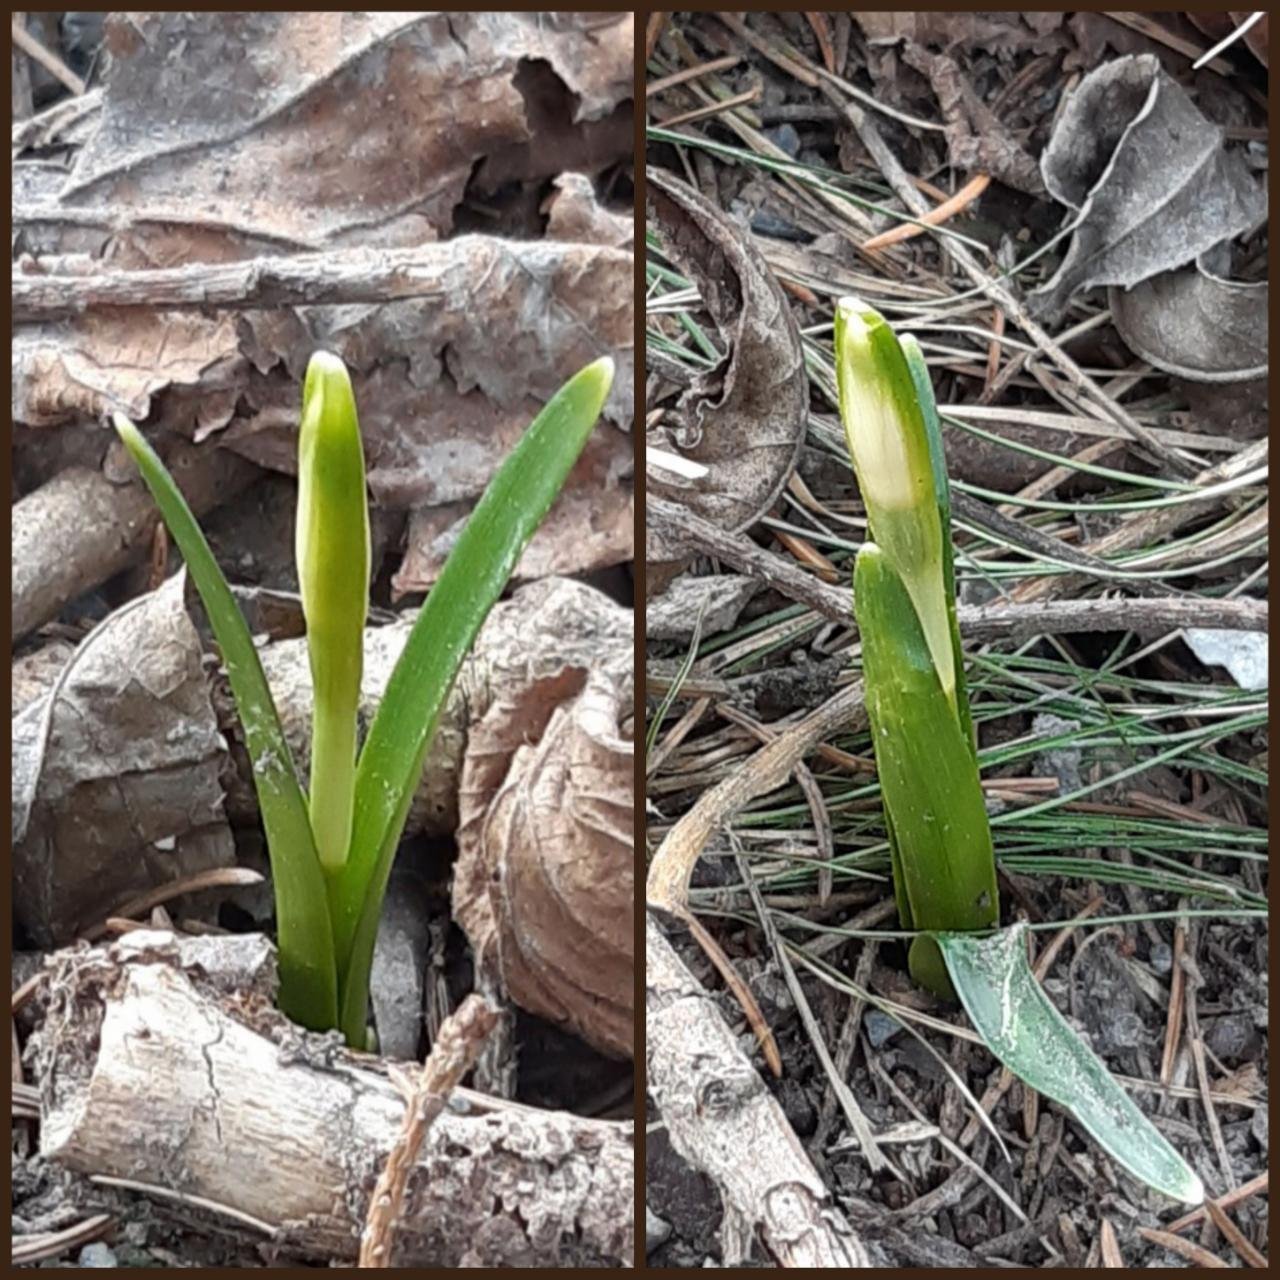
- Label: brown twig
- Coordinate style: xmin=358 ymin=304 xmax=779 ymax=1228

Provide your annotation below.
xmin=11 ymin=1214 xmax=115 ymax=1266
xmin=1203 ymin=1197 xmax=1268 ymax=1268
xmin=358 ymin=995 xmax=498 ymax=1267
xmin=862 ymin=173 xmax=992 ymax=251
xmin=646 ymin=53 xmax=740 ymax=97
xmin=649 ymin=495 xmax=1269 ymax=638
xmin=79 ymin=868 xmax=264 ymax=943
xmin=1167 ymin=1171 xmax=1269 ymax=1233
xmin=1136 ymin=1226 xmax=1229 ymax=1267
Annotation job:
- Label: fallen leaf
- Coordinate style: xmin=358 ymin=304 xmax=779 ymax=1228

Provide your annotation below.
xmin=544 ymin=172 xmax=634 ymax=249
xmin=1031 ymin=55 xmax=1266 ymax=323
xmin=1110 ymin=246 xmax=1267 ymax=382
xmin=1184 ymin=628 xmax=1267 ymax=690
xmin=62 ymin=12 xmax=632 ymax=251
xmin=452 ymin=584 xmax=634 ymax=1059
xmin=12 ymin=574 xmax=236 ymax=946
xmin=645 ymin=168 xmax=807 ymax=562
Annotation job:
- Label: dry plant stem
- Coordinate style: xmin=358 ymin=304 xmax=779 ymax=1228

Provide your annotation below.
xmin=10 ymin=16 xmax=86 ymax=95
xmin=1167 ymin=1171 xmax=1269 ymax=1233
xmin=646 ymin=916 xmax=870 ymax=1267
xmin=862 ymin=173 xmax=992 ymax=251
xmin=718 ymin=702 xmax=834 ymax=903
xmin=11 ymin=1213 xmax=115 ymax=1266
xmin=12 ymin=447 xmax=258 ymax=640
xmin=649 ymin=496 xmax=1268 ymax=636
xmin=647 ymin=677 xmax=867 ymax=1076
xmin=12 ymin=239 xmax=628 ymax=321
xmin=31 ymin=934 xmax=632 ymax=1267
xmin=1203 ymin=1198 xmax=1268 ymax=1269
xmin=359 ymin=995 xmax=498 ymax=1267
xmin=1012 ymin=438 xmax=1267 ymax=603
xmin=1136 ymin=1227 xmax=1230 ymax=1268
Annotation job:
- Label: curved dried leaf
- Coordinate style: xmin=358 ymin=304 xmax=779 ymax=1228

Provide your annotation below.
xmin=481 ymin=661 xmax=634 ymax=1059
xmin=645 ymin=168 xmax=807 ymax=562
xmin=1031 ymin=55 xmax=1265 ymax=323
xmin=1110 ymin=252 xmax=1267 ymax=383
xmin=63 ymin=12 xmax=632 ymax=248
xmin=12 ymin=575 xmax=235 ymax=946
xmin=453 ymin=584 xmax=634 ymax=1060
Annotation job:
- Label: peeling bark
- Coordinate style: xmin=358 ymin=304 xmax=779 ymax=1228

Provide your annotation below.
xmin=30 ymin=932 xmax=633 ymax=1267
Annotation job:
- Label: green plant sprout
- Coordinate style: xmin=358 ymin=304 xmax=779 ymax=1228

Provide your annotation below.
xmin=114 ymin=353 xmax=614 ymax=1047
xmin=836 ymin=300 xmax=1203 ymax=1205
xmin=836 ymin=299 xmax=996 ymax=997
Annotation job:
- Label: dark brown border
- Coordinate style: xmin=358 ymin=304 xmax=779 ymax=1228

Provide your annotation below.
xmin=633 ymin=7 xmax=650 ymax=1272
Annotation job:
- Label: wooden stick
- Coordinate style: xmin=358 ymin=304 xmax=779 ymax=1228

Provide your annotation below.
xmin=862 ymin=173 xmax=992 ymax=251
xmin=359 ymin=996 xmax=498 ymax=1266
xmin=11 ymin=17 xmax=86 ymax=95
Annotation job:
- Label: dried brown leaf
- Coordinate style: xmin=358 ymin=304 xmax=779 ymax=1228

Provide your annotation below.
xmin=645 ymin=168 xmax=806 ymax=562
xmin=1110 ymin=248 xmax=1267 ymax=383
xmin=452 ymin=583 xmax=634 ymax=1060
xmin=1031 ymin=55 xmax=1266 ymax=323
xmin=62 ymin=12 xmax=631 ymax=251
xmin=12 ymin=575 xmax=235 ymax=946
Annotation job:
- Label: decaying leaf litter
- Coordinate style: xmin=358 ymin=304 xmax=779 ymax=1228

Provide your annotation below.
xmin=645 ymin=11 xmax=1266 ymax=1268
xmin=13 ymin=12 xmax=634 ymax=1269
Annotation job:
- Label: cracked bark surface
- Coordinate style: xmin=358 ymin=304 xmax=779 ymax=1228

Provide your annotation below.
xmin=29 ymin=932 xmax=633 ymax=1268
xmin=647 ymin=918 xmax=868 ymax=1267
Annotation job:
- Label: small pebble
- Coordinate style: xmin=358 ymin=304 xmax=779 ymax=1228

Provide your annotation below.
xmin=1205 ymin=1012 xmax=1260 ymax=1064
xmin=646 ymin=1206 xmax=672 ymax=1254
xmin=78 ymin=1243 xmax=118 ymax=1268
xmin=762 ymin=123 xmax=801 ymax=157
xmin=1103 ymin=1009 xmax=1146 ymax=1051
xmin=864 ymin=1010 xmax=903 ymax=1049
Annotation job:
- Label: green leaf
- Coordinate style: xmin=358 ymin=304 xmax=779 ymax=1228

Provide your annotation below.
xmin=329 ymin=357 xmax=615 ymax=1045
xmin=900 ymin=333 xmax=975 ymax=753
xmin=112 ymin=416 xmax=337 ymax=1031
xmin=296 ymin=352 xmax=370 ymax=872
xmin=854 ymin=544 xmax=998 ymax=995
xmin=836 ymin=300 xmax=955 ymax=711
xmin=938 ymin=924 xmax=1205 ymax=1205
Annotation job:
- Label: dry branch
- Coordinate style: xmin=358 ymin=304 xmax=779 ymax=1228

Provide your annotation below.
xmin=649 ymin=496 xmax=1267 ymax=638
xmin=12 ymin=444 xmax=258 ymax=640
xmin=647 ymin=917 xmax=869 ymax=1267
xmin=29 ymin=932 xmax=633 ymax=1268
xmin=13 ymin=240 xmax=629 ymax=322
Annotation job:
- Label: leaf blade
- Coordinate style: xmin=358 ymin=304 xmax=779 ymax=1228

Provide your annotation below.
xmin=854 ymin=544 xmax=998 ymax=994
xmin=938 ymin=924 xmax=1205 ymax=1205
xmin=330 ymin=357 xmax=615 ymax=1044
xmin=296 ymin=352 xmax=370 ymax=872
xmin=112 ymin=416 xmax=338 ymax=1031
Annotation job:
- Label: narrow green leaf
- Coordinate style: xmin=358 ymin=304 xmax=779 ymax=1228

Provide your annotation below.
xmin=836 ymin=299 xmax=955 ymax=710
xmin=329 ymin=357 xmax=615 ymax=1045
xmin=112 ymin=416 xmax=338 ymax=1030
xmin=900 ymin=333 xmax=975 ymax=753
xmin=296 ymin=352 xmax=370 ymax=872
xmin=854 ymin=544 xmax=998 ymax=995
xmin=938 ymin=924 xmax=1205 ymax=1205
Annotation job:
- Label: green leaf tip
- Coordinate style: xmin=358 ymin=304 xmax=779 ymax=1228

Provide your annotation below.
xmin=327 ymin=354 xmax=614 ymax=1045
xmin=838 ymin=299 xmax=955 ymax=711
xmin=296 ymin=349 xmax=370 ymax=874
